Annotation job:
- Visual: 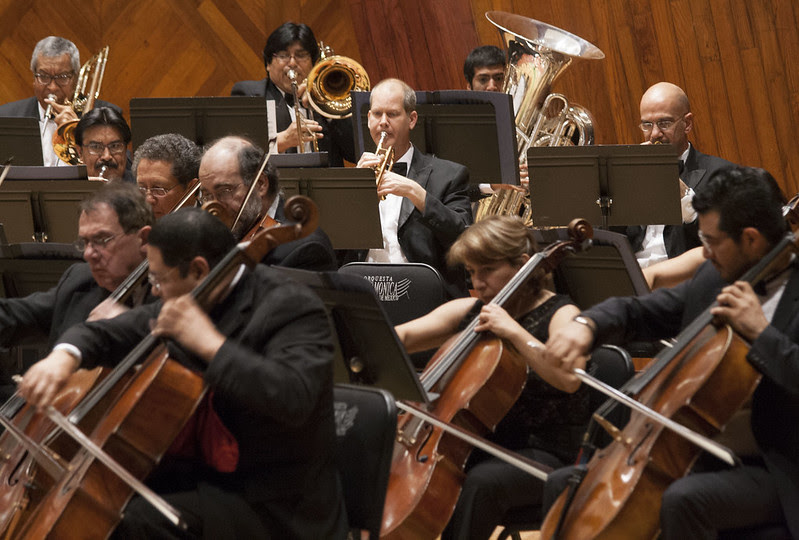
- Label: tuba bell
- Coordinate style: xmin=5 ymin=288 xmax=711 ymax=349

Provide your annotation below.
xmin=53 ymin=46 xmax=109 ymax=165
xmin=306 ymin=42 xmax=370 ymax=119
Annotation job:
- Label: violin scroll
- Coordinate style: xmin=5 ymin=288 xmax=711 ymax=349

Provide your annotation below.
xmin=242 ymin=196 xmax=319 ymax=264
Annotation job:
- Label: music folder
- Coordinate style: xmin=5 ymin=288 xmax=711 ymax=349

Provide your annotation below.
xmin=0 ymin=117 xmax=44 ymax=166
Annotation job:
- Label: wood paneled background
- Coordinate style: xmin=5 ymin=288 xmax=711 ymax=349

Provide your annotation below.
xmin=1 ymin=0 xmax=797 ymax=195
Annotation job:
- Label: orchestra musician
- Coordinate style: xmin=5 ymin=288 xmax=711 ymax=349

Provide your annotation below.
xmin=544 ymin=167 xmax=798 ymax=538
xmin=0 ymin=182 xmax=153 ymax=394
xmin=395 ymin=215 xmax=591 ymax=539
xmin=73 ymin=106 xmax=134 ymax=182
xmin=132 ymin=133 xmax=201 ymax=219
xmin=463 ymin=45 xmax=506 ymax=92
xmin=197 ymin=135 xmax=337 ymax=270
xmin=355 ymin=78 xmax=473 ymax=298
xmin=18 ymin=208 xmax=349 ymax=539
xmin=231 ymin=22 xmax=356 ymax=166
xmin=0 ymin=36 xmax=122 ymax=167
xmin=620 ymin=82 xmax=735 ymax=267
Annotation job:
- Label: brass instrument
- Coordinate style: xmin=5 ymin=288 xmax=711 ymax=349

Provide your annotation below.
xmin=44 ymin=93 xmax=56 ymax=120
xmin=306 ymin=42 xmax=370 ymax=119
xmin=287 ymin=68 xmax=319 ymax=153
xmin=53 ymin=46 xmax=109 ymax=165
xmin=374 ymin=131 xmax=394 ymax=201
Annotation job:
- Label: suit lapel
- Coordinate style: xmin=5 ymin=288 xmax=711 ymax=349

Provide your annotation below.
xmin=265 ymin=80 xmax=293 ymax=133
xmin=683 ymin=146 xmax=705 ymax=190
xmin=213 ymin=272 xmax=255 ymax=338
xmin=399 ymin=151 xmax=431 ymax=228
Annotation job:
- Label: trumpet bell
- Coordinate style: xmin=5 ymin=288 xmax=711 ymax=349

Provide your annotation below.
xmin=306 ymin=44 xmax=370 ymax=119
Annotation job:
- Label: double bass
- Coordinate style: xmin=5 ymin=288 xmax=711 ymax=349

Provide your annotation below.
xmin=381 ymin=219 xmax=593 ymax=539
xmin=540 ymin=204 xmax=799 ymax=539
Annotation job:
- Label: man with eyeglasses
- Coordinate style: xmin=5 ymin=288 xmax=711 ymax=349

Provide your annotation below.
xmin=133 ymin=133 xmax=201 ymax=219
xmin=0 ymin=182 xmax=153 ymax=396
xmin=73 ymin=107 xmax=134 ymax=182
xmin=621 ymin=82 xmax=735 ymax=269
xmin=198 ymin=136 xmax=337 ymax=270
xmin=0 ymin=36 xmax=121 ymax=167
xmin=231 ymin=22 xmax=356 ymax=166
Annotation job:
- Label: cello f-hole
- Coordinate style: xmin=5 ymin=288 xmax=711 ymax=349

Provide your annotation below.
xmin=627 ymin=423 xmax=654 ymax=466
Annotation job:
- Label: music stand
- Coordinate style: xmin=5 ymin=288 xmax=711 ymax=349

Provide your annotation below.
xmin=0 ymin=117 xmax=44 ymax=166
xmin=129 ymin=97 xmax=269 ymax=149
xmin=527 ymin=144 xmax=682 ymax=228
xmin=269 ymin=267 xmax=428 ymax=403
xmin=352 ymin=90 xmax=519 ymax=186
xmin=276 ymin=167 xmax=382 ymax=249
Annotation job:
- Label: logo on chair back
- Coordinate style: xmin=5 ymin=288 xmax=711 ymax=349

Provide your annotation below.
xmin=334 ymin=401 xmax=358 ymax=436
xmin=362 ymin=275 xmax=412 ymax=302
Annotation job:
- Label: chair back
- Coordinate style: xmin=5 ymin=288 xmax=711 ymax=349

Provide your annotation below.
xmin=585 ymin=344 xmax=636 ymax=447
xmin=333 ymin=384 xmax=397 ymax=539
xmin=339 ymin=262 xmax=447 ymax=325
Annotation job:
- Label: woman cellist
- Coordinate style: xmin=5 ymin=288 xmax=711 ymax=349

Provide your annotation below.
xmin=394 ymin=215 xmax=593 ymax=539
xmin=542 ymin=167 xmax=798 ymax=538
xmin=18 ymin=208 xmax=348 ymax=539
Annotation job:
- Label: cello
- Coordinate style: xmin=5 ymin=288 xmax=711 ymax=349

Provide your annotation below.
xmin=539 ymin=203 xmax=799 ymax=539
xmin=381 ymin=219 xmax=593 ymax=539
xmin=4 ymin=196 xmax=318 ymax=539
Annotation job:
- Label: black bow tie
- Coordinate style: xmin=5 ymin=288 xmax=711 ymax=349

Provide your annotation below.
xmin=678 ymin=159 xmax=686 ymax=175
xmin=391 ymin=162 xmax=408 ymax=177
xmin=284 ymin=93 xmax=294 ymax=107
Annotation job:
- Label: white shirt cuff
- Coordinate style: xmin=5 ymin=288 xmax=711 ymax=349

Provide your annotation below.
xmin=52 ymin=343 xmax=82 ymax=365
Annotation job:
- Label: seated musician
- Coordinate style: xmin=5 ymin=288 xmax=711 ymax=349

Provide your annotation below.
xmin=0 ymin=183 xmax=153 ymax=392
xmin=19 ymin=208 xmax=348 ymax=538
xmin=132 ymin=133 xmax=200 ymax=219
xmin=197 ymin=135 xmax=337 ymax=270
xmin=0 ymin=36 xmax=122 ymax=167
xmin=231 ymin=22 xmax=356 ymax=166
xmin=463 ymin=45 xmax=506 ymax=92
xmin=544 ymin=167 xmax=798 ymax=538
xmin=355 ymin=78 xmax=473 ymax=298
xmin=73 ymin=107 xmax=135 ymax=182
xmin=394 ymin=215 xmax=591 ymax=539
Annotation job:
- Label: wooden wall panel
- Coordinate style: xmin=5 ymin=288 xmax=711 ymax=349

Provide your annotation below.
xmin=0 ymin=0 xmax=796 ymax=196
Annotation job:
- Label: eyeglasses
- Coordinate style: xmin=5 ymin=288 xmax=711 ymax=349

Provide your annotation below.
xmin=34 ymin=72 xmax=75 ymax=86
xmin=639 ymin=115 xmax=685 ymax=133
xmin=73 ymin=233 xmax=119 ymax=253
xmin=138 ymin=185 xmax=178 ymax=198
xmin=198 ymin=185 xmax=242 ymax=205
xmin=147 ymin=266 xmax=180 ymax=293
xmin=272 ymin=51 xmax=312 ymax=63
xmin=84 ymin=141 xmax=126 ymax=156
xmin=698 ymin=230 xmax=728 ymax=254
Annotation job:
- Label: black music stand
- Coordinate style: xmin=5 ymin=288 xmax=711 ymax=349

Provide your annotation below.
xmin=352 ymin=90 xmax=519 ymax=186
xmin=269 ymin=267 xmax=428 ymax=403
xmin=129 ymin=97 xmax=269 ymax=149
xmin=277 ymin=167 xmax=382 ymax=249
xmin=527 ymin=144 xmax=682 ymax=228
xmin=0 ymin=117 xmax=44 ymax=166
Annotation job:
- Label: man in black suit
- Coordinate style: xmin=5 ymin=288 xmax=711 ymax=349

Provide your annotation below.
xmin=198 ymin=135 xmax=337 ymax=270
xmin=0 ymin=36 xmax=121 ymax=167
xmin=19 ymin=208 xmax=348 ymax=539
xmin=356 ymin=78 xmax=473 ymax=297
xmin=545 ymin=167 xmax=797 ymax=538
xmin=624 ymin=82 xmax=735 ymax=266
xmin=231 ymin=22 xmax=356 ymax=166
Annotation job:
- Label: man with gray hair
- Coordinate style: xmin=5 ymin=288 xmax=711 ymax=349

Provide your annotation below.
xmin=0 ymin=36 xmax=121 ymax=166
xmin=133 ymin=133 xmax=201 ymax=219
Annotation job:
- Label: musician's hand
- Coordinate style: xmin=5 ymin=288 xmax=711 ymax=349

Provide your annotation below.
xmin=711 ymin=281 xmax=769 ymax=342
xmin=275 ymin=120 xmax=323 ymax=153
xmin=474 ymin=304 xmax=520 ymax=340
xmin=519 ymin=155 xmax=529 ymax=189
xmin=357 ymin=151 xmax=381 ymax=169
xmin=18 ymin=349 xmax=80 ymax=409
xmin=544 ymin=320 xmax=594 ymax=383
xmin=377 ymin=172 xmax=427 ymax=211
xmin=87 ymin=297 xmax=130 ymax=322
xmin=46 ymin=99 xmax=78 ymax=127
xmin=151 ymin=295 xmax=226 ymax=363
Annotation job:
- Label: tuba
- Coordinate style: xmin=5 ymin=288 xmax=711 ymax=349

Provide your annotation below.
xmin=476 ymin=12 xmax=604 ymax=224
xmin=53 ymin=46 xmax=109 ymax=165
xmin=306 ymin=42 xmax=370 ymax=119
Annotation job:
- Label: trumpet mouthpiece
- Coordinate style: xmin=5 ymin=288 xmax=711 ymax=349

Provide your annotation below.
xmin=287 ymin=69 xmax=297 ymax=81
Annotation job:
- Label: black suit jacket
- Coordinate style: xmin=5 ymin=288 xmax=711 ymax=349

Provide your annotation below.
xmin=397 ymin=150 xmax=473 ymax=297
xmin=231 ymin=77 xmax=356 ymax=166
xmin=623 ymin=145 xmax=735 ymax=258
xmin=261 ymin=195 xmax=337 ymax=271
xmin=0 ymin=96 xmax=122 ymax=119
xmin=58 ymin=266 xmax=348 ymax=539
xmin=582 ymin=260 xmax=799 ymax=537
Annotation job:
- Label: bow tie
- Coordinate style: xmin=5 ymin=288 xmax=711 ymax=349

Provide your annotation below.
xmin=678 ymin=159 xmax=686 ymax=175
xmin=284 ymin=93 xmax=295 ymax=107
xmin=391 ymin=162 xmax=408 ymax=177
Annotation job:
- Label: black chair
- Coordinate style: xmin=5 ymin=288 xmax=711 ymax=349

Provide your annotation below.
xmin=333 ymin=384 xmax=397 ymax=539
xmin=496 ymin=344 xmax=635 ymax=540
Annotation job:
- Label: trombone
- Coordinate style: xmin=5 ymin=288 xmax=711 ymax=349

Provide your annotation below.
xmin=287 ymin=68 xmax=319 ymax=153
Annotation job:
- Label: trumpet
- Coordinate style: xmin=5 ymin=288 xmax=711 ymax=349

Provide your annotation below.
xmin=286 ymin=68 xmax=319 ymax=153
xmin=374 ymin=132 xmax=395 ymax=201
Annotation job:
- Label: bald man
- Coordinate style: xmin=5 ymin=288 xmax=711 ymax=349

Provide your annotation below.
xmin=624 ymin=82 xmax=735 ymax=267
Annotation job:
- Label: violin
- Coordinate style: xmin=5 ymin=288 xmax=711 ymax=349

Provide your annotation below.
xmin=5 ymin=197 xmax=318 ymax=539
xmin=540 ymin=205 xmax=799 ymax=539
xmin=381 ymin=219 xmax=593 ymax=539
